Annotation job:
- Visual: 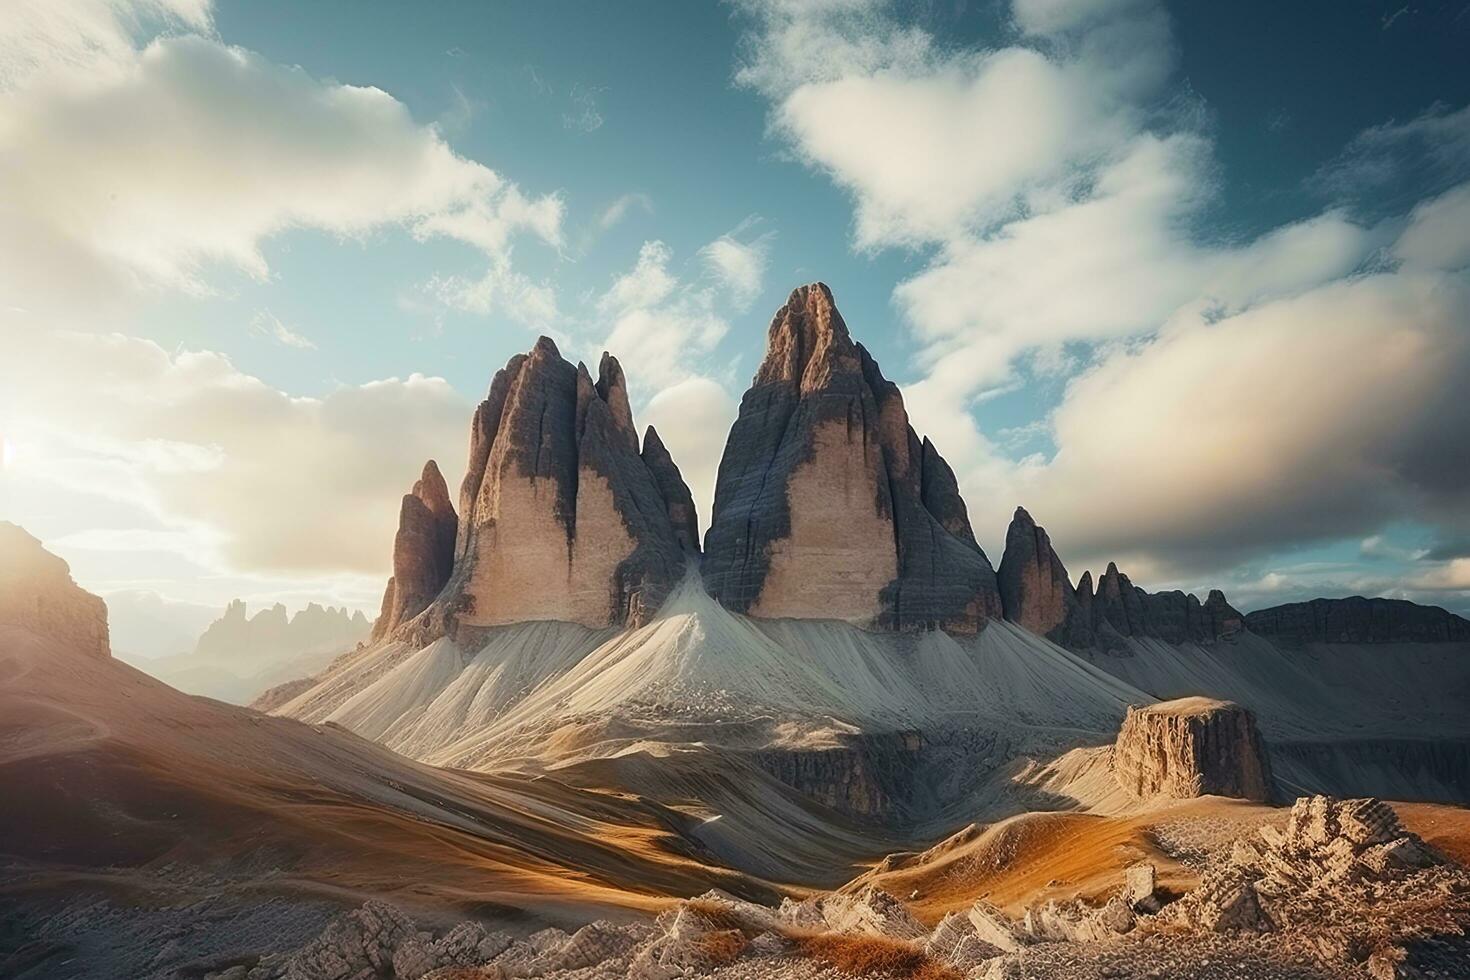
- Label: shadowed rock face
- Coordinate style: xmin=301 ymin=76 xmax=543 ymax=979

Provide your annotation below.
xmin=1244 ymin=596 xmax=1470 ymax=644
xmin=641 ymin=426 xmax=700 ymax=556
xmin=997 ymin=507 xmax=1091 ymax=647
xmin=1112 ymin=696 xmax=1273 ymax=802
xmin=451 ymin=339 xmax=689 ymax=629
xmin=372 ymin=461 xmax=458 ymax=641
xmin=701 ymin=283 xmax=1001 ymax=632
xmin=1086 ymin=562 xmax=1244 ymax=648
xmin=0 ymin=522 xmax=109 ymax=658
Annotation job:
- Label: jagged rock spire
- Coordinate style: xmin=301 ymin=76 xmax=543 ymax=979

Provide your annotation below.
xmin=448 ymin=339 xmax=686 ymax=629
xmin=997 ymin=506 xmax=1091 ymax=647
xmin=641 ymin=426 xmax=700 ymax=556
xmin=371 ymin=460 xmax=458 ymax=641
xmin=702 ymin=283 xmax=1002 ymax=632
xmin=0 ymin=522 xmax=110 ymax=659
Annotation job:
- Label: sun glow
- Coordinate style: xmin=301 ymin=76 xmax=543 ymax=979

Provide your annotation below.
xmin=1 ymin=434 xmax=15 ymax=469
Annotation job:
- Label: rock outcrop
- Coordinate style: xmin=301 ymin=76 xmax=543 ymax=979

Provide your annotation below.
xmin=0 ymin=522 xmax=109 ymax=658
xmin=1244 ymin=596 xmax=1470 ymax=644
xmin=702 ymin=283 xmax=1002 ymax=632
xmin=372 ymin=460 xmax=458 ymax=640
xmin=1112 ymin=696 xmax=1273 ymax=802
xmin=994 ymin=509 xmax=1241 ymax=650
xmin=451 ymin=338 xmax=689 ymax=629
xmin=997 ymin=507 xmax=1091 ymax=646
xmin=1087 ymin=563 xmax=1244 ymax=647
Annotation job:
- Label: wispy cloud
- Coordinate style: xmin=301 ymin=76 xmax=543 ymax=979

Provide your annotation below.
xmin=250 ymin=310 xmax=316 ymax=350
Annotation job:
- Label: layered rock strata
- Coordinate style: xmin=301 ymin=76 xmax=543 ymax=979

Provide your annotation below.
xmin=997 ymin=506 xmax=1092 ymax=646
xmin=1244 ymin=595 xmax=1470 ymax=644
xmin=0 ymin=521 xmax=109 ymax=658
xmin=702 ymin=283 xmax=1002 ymax=632
xmin=372 ymin=460 xmax=459 ymax=640
xmin=1112 ymin=696 xmax=1273 ymax=802
xmin=451 ymin=339 xmax=692 ymax=629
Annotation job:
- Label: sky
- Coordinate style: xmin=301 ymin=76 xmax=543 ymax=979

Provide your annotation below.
xmin=2 ymin=0 xmax=1469 ymax=655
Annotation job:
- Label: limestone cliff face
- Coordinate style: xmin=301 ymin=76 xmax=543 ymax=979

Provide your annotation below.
xmin=452 ymin=339 xmax=689 ymax=629
xmin=0 ymin=522 xmax=109 ymax=658
xmin=1112 ymin=697 xmax=1272 ymax=802
xmin=372 ymin=460 xmax=458 ymax=641
xmin=1244 ymin=596 xmax=1470 ymax=644
xmin=702 ymin=283 xmax=1002 ymax=632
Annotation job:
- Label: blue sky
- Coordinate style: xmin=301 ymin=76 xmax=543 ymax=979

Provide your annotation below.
xmin=2 ymin=0 xmax=1469 ymax=653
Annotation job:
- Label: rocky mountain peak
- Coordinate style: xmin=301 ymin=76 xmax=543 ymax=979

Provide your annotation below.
xmin=997 ymin=507 xmax=1091 ymax=647
xmin=641 ymin=426 xmax=700 ymax=556
xmin=372 ymin=458 xmax=459 ymax=641
xmin=0 ymin=522 xmax=110 ymax=659
xmin=703 ymin=283 xmax=1002 ymax=632
xmin=755 ymin=282 xmax=863 ymax=395
xmin=444 ymin=340 xmax=688 ymax=630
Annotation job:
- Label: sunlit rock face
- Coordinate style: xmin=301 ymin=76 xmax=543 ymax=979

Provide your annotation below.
xmin=0 ymin=521 xmax=109 ymax=659
xmin=451 ymin=339 xmax=692 ymax=629
xmin=702 ymin=283 xmax=1002 ymax=632
xmin=372 ymin=460 xmax=458 ymax=641
xmin=1112 ymin=696 xmax=1273 ymax=802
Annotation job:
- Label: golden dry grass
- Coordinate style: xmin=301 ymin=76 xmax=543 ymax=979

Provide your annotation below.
xmin=794 ymin=932 xmax=962 ymax=980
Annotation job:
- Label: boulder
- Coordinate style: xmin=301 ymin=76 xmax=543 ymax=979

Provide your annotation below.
xmin=0 ymin=522 xmax=109 ymax=658
xmin=1112 ymin=697 xmax=1273 ymax=802
xmin=702 ymin=283 xmax=1002 ymax=632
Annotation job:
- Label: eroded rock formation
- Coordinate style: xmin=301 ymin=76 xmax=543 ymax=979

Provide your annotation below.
xmin=702 ymin=283 xmax=1002 ymax=632
xmin=0 ymin=521 xmax=109 ymax=658
xmin=1112 ymin=696 xmax=1273 ymax=802
xmin=641 ymin=426 xmax=700 ymax=557
xmin=1089 ymin=563 xmax=1245 ymax=647
xmin=451 ymin=338 xmax=689 ymax=629
xmin=997 ymin=507 xmax=1091 ymax=647
xmin=1244 ymin=595 xmax=1470 ymax=644
xmin=372 ymin=460 xmax=458 ymax=640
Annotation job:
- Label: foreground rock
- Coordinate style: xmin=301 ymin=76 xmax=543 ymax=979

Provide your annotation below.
xmin=0 ymin=521 xmax=109 ymax=659
xmin=702 ymin=283 xmax=1003 ymax=633
xmin=372 ymin=460 xmax=459 ymax=641
xmin=447 ymin=340 xmax=693 ymax=630
xmin=225 ymin=815 xmax=1469 ymax=980
xmin=1112 ymin=697 xmax=1273 ymax=802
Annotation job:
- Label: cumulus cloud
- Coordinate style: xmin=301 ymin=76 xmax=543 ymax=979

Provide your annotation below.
xmin=0 ymin=3 xmax=562 ymax=325
xmin=738 ymin=0 xmax=1470 ymax=593
xmin=594 ymin=239 xmax=746 ymax=395
xmin=699 ymin=228 xmax=773 ymax=309
xmin=640 ymin=377 xmax=738 ymax=532
xmin=975 ymin=270 xmax=1470 ymax=576
xmin=0 ymin=325 xmax=469 ymax=577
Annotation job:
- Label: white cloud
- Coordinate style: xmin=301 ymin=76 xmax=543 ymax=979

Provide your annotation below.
xmin=699 ymin=230 xmax=772 ymax=309
xmin=0 ymin=0 xmax=211 ymax=92
xmin=640 ymin=377 xmax=738 ymax=532
xmin=250 ymin=310 xmax=316 ymax=350
xmin=970 ymin=270 xmax=1470 ymax=574
xmin=0 ymin=9 xmax=562 ymax=325
xmin=598 ymin=192 xmax=654 ymax=230
xmin=0 ymin=325 xmax=470 ymax=577
xmin=1394 ymin=181 xmax=1470 ymax=271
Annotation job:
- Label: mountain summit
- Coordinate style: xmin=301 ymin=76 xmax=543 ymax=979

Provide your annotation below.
xmin=702 ymin=283 xmax=1003 ymax=632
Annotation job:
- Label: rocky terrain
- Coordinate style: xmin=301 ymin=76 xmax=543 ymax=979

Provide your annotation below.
xmin=178 ymin=795 xmax=1468 ymax=980
xmin=1244 ymin=596 xmax=1470 ymax=644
